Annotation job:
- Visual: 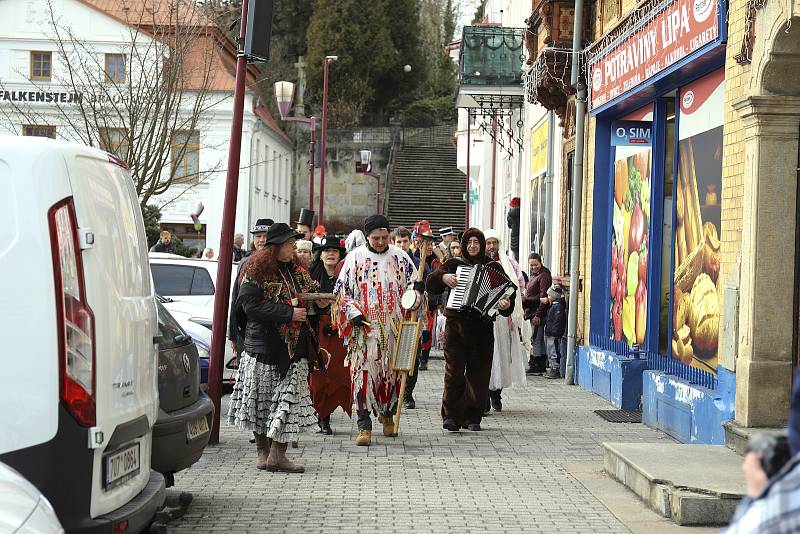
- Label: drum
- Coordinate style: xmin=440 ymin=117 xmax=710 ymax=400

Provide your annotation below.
xmin=400 ymin=288 xmax=422 ymax=311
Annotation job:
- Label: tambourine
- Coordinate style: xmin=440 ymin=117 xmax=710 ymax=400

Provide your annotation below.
xmin=400 ymin=288 xmax=423 ymax=311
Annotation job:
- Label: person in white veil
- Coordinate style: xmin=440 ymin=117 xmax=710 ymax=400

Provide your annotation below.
xmin=483 ymin=229 xmax=530 ymax=412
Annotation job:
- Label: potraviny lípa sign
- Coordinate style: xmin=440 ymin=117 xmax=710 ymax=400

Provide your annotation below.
xmin=588 ymin=0 xmax=719 ymax=111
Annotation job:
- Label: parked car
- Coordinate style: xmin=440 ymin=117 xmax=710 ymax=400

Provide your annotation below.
xmin=0 ymin=462 xmax=63 ymax=533
xmin=152 ymin=299 xmax=214 ymax=487
xmin=149 ymin=253 xmax=237 ymax=308
xmin=0 ymin=136 xmax=165 ymax=533
xmin=157 ymin=296 xmax=238 ymax=385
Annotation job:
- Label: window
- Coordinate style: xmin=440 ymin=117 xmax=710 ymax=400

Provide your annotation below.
xmin=171 ymin=131 xmax=200 ymax=184
xmin=104 ymin=53 xmax=126 ymax=83
xmin=156 ymin=300 xmax=188 ymax=349
xmin=99 ymin=128 xmax=129 ymax=161
xmin=30 ymin=51 xmax=52 ymax=81
xmin=150 ymin=264 xmax=214 ymax=297
xmin=22 ymin=125 xmax=56 ymax=138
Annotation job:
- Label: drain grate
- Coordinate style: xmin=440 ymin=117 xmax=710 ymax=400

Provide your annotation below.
xmin=594 ymin=409 xmax=642 ymax=423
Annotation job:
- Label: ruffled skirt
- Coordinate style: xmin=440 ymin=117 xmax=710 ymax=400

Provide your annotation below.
xmin=227 ymin=352 xmax=317 ymax=444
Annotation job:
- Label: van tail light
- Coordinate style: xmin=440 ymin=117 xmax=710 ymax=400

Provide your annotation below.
xmin=49 ymin=198 xmax=96 ymax=427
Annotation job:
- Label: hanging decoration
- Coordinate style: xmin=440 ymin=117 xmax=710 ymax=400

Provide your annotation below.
xmin=189 ymin=201 xmax=204 ymax=232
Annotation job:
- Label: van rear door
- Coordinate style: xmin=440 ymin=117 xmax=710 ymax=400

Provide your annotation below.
xmin=64 ymin=151 xmax=159 ymax=517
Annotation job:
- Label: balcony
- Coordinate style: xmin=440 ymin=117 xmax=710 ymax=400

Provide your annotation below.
xmin=456 ymin=26 xmax=526 ymax=109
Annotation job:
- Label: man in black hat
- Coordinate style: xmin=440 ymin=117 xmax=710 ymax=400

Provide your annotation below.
xmin=332 ymin=214 xmax=418 ymax=446
xmin=295 ymin=208 xmax=315 ymax=241
xmin=228 ymin=218 xmax=273 ymax=355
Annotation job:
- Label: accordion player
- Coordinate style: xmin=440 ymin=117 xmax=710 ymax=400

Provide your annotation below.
xmin=445 ymin=263 xmax=517 ymax=317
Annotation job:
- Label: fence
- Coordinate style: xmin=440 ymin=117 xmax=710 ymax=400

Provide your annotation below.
xmin=589 ymin=332 xmax=717 ymax=390
xmin=400 ymin=124 xmax=455 ymax=147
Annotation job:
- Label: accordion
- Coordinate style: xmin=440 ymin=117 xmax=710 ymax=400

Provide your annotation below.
xmin=445 ymin=262 xmax=516 ymax=317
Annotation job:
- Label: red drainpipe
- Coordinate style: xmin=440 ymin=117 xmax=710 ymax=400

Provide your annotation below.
xmin=490 ymin=111 xmax=497 ymax=224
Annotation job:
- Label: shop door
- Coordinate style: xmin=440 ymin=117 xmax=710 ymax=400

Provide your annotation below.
xmin=657 ymin=99 xmax=676 ymax=356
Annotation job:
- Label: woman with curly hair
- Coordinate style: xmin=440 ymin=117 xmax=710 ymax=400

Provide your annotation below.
xmin=227 ymin=223 xmax=321 ymax=473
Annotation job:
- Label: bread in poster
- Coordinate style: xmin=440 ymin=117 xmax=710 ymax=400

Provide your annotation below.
xmin=688 ymin=273 xmax=719 ymax=355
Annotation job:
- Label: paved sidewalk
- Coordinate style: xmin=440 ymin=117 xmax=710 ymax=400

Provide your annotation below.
xmin=170 ymin=353 xmax=675 ymax=533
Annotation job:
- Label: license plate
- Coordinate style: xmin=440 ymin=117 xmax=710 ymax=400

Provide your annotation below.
xmin=187 ymin=416 xmax=209 ymax=441
xmin=103 ymin=443 xmax=140 ymax=490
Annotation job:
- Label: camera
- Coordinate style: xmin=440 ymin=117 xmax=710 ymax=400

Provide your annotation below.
xmin=746 ymin=433 xmax=791 ymax=478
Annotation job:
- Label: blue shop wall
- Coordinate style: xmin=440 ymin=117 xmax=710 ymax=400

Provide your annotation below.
xmin=642 ymin=366 xmax=735 ymax=444
xmin=577 ymin=346 xmax=735 ymax=444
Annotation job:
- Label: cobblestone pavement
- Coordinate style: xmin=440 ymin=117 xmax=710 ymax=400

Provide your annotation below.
xmin=170 ymin=353 xmax=672 ymax=533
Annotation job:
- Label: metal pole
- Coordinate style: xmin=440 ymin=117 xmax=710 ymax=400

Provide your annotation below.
xmin=208 ymin=0 xmax=249 ymax=444
xmin=319 ymin=58 xmax=331 ymax=225
xmin=377 ymin=175 xmax=381 ymax=213
xmin=466 ymin=110 xmax=471 ymax=228
xmin=490 ymin=111 xmax=498 ymax=226
xmin=564 ymin=0 xmax=585 ymax=386
xmin=308 ymin=119 xmax=316 ymax=210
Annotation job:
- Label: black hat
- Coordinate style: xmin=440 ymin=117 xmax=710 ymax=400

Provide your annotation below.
xmin=363 ymin=214 xmax=390 ymax=235
xmin=295 ymin=208 xmax=315 ymax=227
xmin=439 ymin=226 xmax=456 ymax=237
xmin=316 ymin=235 xmax=345 ymax=253
xmin=250 ymin=218 xmax=274 ymax=234
xmin=265 ymin=222 xmax=304 ymax=245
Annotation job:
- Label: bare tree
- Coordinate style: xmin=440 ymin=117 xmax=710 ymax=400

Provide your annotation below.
xmin=0 ymin=0 xmax=230 ymax=207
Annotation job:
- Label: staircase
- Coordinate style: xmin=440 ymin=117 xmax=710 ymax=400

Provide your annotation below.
xmin=386 ymin=125 xmax=466 ymax=234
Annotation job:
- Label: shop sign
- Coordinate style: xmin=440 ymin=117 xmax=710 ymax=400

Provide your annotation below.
xmin=589 ymin=0 xmax=719 ymax=110
xmin=1 ymin=90 xmax=82 ymax=104
xmin=611 ymin=121 xmax=653 ymax=146
xmin=531 ymin=120 xmax=549 ymax=174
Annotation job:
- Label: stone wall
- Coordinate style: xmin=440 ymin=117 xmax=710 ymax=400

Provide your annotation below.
xmin=291 ymin=128 xmax=395 ymax=233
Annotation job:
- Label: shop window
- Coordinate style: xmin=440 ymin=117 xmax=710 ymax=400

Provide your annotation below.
xmin=22 ymin=125 xmax=56 ymax=138
xmin=30 ymin=51 xmax=52 ymax=81
xmin=171 ymin=131 xmax=200 ymax=184
xmin=669 ymin=70 xmax=725 ymax=375
xmin=99 ymin=128 xmax=129 ymax=161
xmin=104 ymin=53 xmax=126 ymax=83
xmin=609 ymin=117 xmax=652 ymax=348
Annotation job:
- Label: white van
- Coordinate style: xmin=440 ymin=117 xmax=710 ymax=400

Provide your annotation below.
xmin=0 ymin=136 xmax=165 ymax=532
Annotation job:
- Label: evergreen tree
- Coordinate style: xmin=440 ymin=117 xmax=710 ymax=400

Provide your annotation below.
xmin=443 ymin=0 xmax=456 ymax=45
xmin=306 ymin=0 xmax=395 ymax=127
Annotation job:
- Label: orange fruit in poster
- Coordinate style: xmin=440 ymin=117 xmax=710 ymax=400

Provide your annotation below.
xmin=614 ymin=159 xmax=628 ymax=208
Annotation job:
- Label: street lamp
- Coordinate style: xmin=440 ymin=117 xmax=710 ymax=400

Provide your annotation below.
xmin=274 ymin=80 xmax=316 ymax=211
xmin=318 ymin=55 xmax=337 ymax=226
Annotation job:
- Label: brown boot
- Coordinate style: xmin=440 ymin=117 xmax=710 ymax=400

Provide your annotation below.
xmin=266 ymin=441 xmax=305 ymax=473
xmin=254 ymin=433 xmax=271 ymax=470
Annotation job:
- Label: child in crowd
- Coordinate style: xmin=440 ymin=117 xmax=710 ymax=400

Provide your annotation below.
xmin=544 ymin=284 xmax=566 ymax=379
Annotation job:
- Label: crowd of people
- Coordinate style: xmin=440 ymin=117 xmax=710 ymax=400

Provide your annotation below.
xmin=222 ymin=211 xmax=567 ymax=473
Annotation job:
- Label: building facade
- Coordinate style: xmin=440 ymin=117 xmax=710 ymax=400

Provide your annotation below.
xmin=0 ymin=0 xmax=293 ymax=255
xmin=464 ymin=0 xmax=800 ymax=444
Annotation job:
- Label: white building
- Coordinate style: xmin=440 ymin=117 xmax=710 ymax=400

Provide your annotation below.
xmin=0 ymin=0 xmax=293 ymax=255
xmin=454 ymin=0 xmax=564 ymax=268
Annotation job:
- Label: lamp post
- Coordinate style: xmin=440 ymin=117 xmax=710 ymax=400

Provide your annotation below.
xmin=318 ymin=55 xmax=337 ymax=226
xmin=274 ymin=81 xmax=316 ymax=210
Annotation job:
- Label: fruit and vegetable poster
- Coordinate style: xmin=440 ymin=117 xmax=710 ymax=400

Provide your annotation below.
xmin=672 ymin=69 xmax=724 ymax=373
xmin=610 ymin=111 xmax=653 ymax=346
